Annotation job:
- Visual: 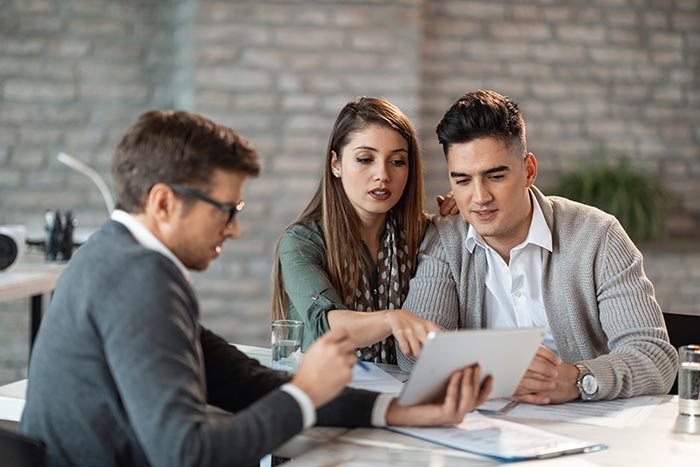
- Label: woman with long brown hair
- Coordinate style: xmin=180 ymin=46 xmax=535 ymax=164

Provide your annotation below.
xmin=272 ymin=97 xmax=452 ymax=364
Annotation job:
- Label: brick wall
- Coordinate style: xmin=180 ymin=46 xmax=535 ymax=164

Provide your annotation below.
xmin=189 ymin=0 xmax=422 ymax=343
xmin=1 ymin=0 xmax=698 ymax=384
xmin=644 ymin=244 xmax=700 ymax=317
xmin=0 ymin=0 xmax=180 ymax=228
xmin=418 ymin=0 xmax=700 ymax=236
xmin=0 ymin=0 xmax=185 ymax=384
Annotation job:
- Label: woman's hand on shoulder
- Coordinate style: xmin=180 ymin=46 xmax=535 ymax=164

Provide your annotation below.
xmin=437 ymin=191 xmax=459 ymax=217
xmin=384 ymin=310 xmax=441 ymax=357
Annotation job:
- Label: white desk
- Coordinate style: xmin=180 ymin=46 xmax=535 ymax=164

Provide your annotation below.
xmin=0 ymin=261 xmax=65 ymax=350
xmin=4 ymin=345 xmax=699 ymax=466
xmin=272 ymin=398 xmax=700 ymax=467
xmin=240 ymin=345 xmax=700 ymax=466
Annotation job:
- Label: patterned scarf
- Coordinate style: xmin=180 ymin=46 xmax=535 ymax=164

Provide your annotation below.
xmin=349 ymin=216 xmax=412 ymax=364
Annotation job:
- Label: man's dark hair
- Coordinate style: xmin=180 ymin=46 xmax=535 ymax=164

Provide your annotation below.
xmin=111 ymin=110 xmax=261 ymax=213
xmin=435 ymin=89 xmax=526 ymax=157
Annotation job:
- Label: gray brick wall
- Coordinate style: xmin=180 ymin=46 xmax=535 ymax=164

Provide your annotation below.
xmin=418 ymin=0 xmax=700 ymax=236
xmin=644 ymin=246 xmax=700 ymax=317
xmin=189 ymin=0 xmax=422 ymax=346
xmin=0 ymin=299 xmax=31 ymax=385
xmin=1 ymin=0 xmax=180 ymax=230
xmin=1 ymin=0 xmax=698 ymax=385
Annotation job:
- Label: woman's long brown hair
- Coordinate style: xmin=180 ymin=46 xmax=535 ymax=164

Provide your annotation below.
xmin=271 ymin=97 xmax=428 ymax=320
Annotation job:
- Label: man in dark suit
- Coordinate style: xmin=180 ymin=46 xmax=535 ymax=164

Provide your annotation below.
xmin=21 ymin=110 xmax=491 ymax=467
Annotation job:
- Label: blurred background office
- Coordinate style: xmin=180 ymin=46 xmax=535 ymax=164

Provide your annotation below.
xmin=1 ymin=0 xmax=698 ymax=384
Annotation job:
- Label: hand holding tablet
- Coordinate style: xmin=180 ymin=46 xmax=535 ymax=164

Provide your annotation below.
xmin=397 ymin=328 xmax=546 ymax=406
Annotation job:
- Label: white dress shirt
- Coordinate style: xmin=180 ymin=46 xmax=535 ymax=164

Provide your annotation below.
xmin=465 ymin=194 xmax=558 ymax=353
xmin=111 ymin=210 xmax=392 ymax=427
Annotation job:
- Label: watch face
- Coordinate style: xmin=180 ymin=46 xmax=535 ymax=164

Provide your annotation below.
xmin=581 ymin=374 xmax=598 ymax=395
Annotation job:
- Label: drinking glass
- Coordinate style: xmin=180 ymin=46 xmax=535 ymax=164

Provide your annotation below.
xmin=271 ymin=320 xmax=304 ymax=372
xmin=678 ymin=344 xmax=700 ymax=416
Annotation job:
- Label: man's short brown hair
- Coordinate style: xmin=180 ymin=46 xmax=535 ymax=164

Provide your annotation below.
xmin=111 ymin=110 xmax=261 ymax=213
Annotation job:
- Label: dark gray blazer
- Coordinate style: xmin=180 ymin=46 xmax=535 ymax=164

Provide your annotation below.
xmin=21 ymin=221 xmax=377 ymax=467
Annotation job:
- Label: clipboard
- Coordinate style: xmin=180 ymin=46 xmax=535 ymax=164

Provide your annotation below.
xmin=397 ymin=328 xmax=546 ymax=406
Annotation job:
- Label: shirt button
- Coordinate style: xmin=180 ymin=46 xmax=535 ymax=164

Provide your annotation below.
xmin=312 ymin=294 xmax=319 ymax=301
xmin=514 ymin=292 xmax=522 ymax=298
xmin=372 ymin=289 xmax=378 ymax=296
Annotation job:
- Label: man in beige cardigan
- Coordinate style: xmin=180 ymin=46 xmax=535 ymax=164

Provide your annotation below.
xmin=399 ymin=90 xmax=677 ymax=404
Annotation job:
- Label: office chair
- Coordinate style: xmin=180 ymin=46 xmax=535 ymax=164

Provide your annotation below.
xmin=663 ymin=312 xmax=700 ymax=395
xmin=0 ymin=425 xmax=46 ymax=467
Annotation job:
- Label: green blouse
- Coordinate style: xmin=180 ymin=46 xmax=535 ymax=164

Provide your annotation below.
xmin=278 ymin=220 xmax=380 ymax=351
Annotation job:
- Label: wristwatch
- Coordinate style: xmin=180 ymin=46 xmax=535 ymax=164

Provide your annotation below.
xmin=575 ymin=364 xmax=599 ymax=401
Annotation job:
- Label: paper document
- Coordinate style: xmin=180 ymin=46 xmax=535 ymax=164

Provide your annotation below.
xmin=338 ymin=431 xmax=600 ymax=466
xmin=347 ymin=362 xmax=405 ymax=395
xmin=478 ymin=398 xmax=515 ymax=413
xmin=388 ymin=412 xmax=606 ymax=461
xmin=481 ymin=395 xmax=661 ymax=429
xmin=0 ymin=379 xmax=27 ymax=422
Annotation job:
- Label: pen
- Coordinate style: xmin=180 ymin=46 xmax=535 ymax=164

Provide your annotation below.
xmin=356 ymin=360 xmax=370 ymax=371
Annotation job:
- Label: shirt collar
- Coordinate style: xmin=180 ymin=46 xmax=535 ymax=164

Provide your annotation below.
xmin=465 ymin=223 xmax=480 ymax=254
xmin=465 ymin=189 xmax=553 ymax=254
xmin=526 ymin=191 xmax=553 ymax=252
xmin=111 ymin=209 xmax=192 ymax=283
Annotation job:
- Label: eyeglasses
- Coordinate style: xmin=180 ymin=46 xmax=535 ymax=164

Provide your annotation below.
xmin=168 ymin=183 xmax=245 ymax=227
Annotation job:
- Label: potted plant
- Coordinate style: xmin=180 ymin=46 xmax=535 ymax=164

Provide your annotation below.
xmin=549 ymin=157 xmax=669 ymax=243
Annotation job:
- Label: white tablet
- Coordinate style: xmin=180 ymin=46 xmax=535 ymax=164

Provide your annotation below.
xmin=397 ymin=327 xmax=546 ymax=406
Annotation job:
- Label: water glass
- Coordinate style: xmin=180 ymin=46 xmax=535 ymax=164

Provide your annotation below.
xmin=271 ymin=320 xmax=304 ymax=372
xmin=678 ymin=344 xmax=700 ymax=416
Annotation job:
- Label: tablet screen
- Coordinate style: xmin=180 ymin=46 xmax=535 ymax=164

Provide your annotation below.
xmin=397 ymin=327 xmax=545 ymax=406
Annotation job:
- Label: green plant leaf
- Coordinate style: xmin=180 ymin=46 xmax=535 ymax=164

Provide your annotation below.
xmin=549 ymin=156 xmax=668 ymax=242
